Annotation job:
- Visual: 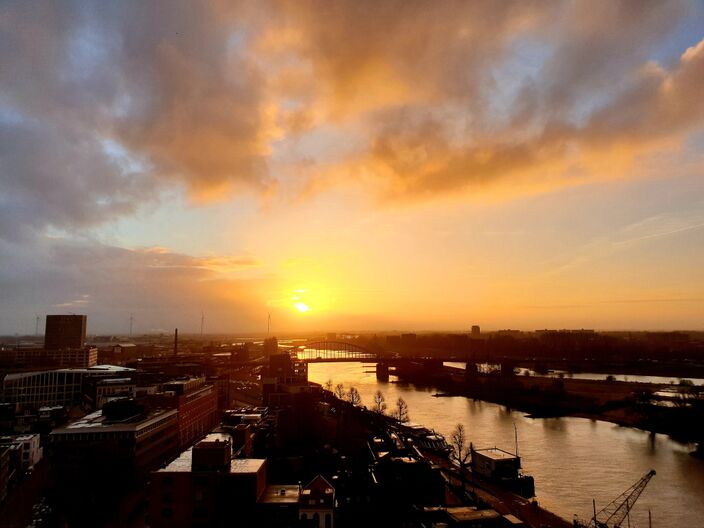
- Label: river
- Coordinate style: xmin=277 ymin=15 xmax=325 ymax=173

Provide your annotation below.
xmin=308 ymin=361 xmax=704 ymax=527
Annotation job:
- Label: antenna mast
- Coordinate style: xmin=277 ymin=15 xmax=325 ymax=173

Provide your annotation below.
xmin=129 ymin=313 xmax=133 ymax=337
xmin=35 ymin=315 xmax=40 ymax=336
xmin=267 ymin=312 xmax=271 ymax=337
xmin=200 ymin=311 xmax=204 ymax=337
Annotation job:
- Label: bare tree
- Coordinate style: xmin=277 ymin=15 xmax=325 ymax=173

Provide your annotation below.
xmin=373 ymin=390 xmax=387 ymax=414
xmin=392 ymin=397 xmax=409 ymax=423
xmin=451 ymin=424 xmax=471 ymax=467
xmin=334 ymin=383 xmax=345 ymax=399
xmin=451 ymin=424 xmax=471 ymax=493
xmin=347 ymin=386 xmax=362 ymax=406
xmin=324 ymin=379 xmax=333 ymax=392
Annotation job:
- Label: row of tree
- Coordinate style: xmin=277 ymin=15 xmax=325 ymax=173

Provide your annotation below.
xmin=324 ymin=379 xmax=410 ymax=422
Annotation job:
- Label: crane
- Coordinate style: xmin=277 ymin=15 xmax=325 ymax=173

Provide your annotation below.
xmin=575 ymin=469 xmax=656 ymax=528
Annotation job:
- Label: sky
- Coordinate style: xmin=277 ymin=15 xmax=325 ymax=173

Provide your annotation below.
xmin=1 ymin=0 xmax=704 ymax=335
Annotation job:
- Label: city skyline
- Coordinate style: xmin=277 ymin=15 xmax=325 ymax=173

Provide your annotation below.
xmin=2 ymin=1 xmax=704 ymax=334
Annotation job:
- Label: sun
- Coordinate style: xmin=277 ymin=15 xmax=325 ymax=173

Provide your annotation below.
xmin=294 ymin=302 xmax=310 ymax=313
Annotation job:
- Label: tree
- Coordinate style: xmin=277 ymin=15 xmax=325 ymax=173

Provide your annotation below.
xmin=451 ymin=423 xmax=472 ymax=494
xmin=347 ymin=386 xmax=362 ymax=406
xmin=324 ymin=379 xmax=333 ymax=392
xmin=450 ymin=424 xmax=471 ymax=471
xmin=392 ymin=397 xmax=409 ymax=423
xmin=334 ymin=383 xmax=345 ymax=399
xmin=373 ymin=390 xmax=387 ymax=414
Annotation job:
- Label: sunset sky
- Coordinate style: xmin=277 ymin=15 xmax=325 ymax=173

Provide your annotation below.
xmin=2 ymin=1 xmax=704 ymax=334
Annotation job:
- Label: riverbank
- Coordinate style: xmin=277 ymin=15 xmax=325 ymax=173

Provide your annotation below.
xmin=407 ymin=365 xmax=704 ymax=445
xmin=324 ymin=391 xmax=573 ymax=528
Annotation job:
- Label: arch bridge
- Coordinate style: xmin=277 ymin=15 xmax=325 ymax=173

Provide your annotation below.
xmin=297 ymin=340 xmax=378 ymax=362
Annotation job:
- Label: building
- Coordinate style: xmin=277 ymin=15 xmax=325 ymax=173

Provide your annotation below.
xmin=1 ymin=365 xmax=134 ymax=409
xmin=157 ymin=377 xmax=219 ymax=449
xmin=0 ymin=434 xmax=42 ymax=472
xmin=470 ymin=447 xmax=521 ymax=480
xmin=94 ymin=378 xmax=137 ymax=409
xmin=149 ymin=433 xmax=267 ymax=528
xmin=263 ymin=336 xmax=278 ymax=358
xmin=50 ymin=399 xmax=179 ymax=481
xmin=44 ymin=315 xmax=86 ymax=349
xmin=49 ymin=399 xmax=179 ymax=523
xmin=471 ymin=325 xmax=481 ymax=338
xmin=0 ymin=446 xmax=10 ymax=503
xmin=258 ymin=484 xmax=302 ymax=526
xmin=299 ymin=475 xmax=335 ymax=528
xmin=0 ymin=346 xmax=98 ymax=368
xmin=262 ymin=353 xmax=309 ymax=405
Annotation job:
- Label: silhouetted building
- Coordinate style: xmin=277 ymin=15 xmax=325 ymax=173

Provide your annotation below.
xmin=0 ymin=446 xmax=10 ymax=504
xmin=49 ymin=399 xmax=179 ymax=523
xmin=471 ymin=325 xmax=481 ymax=338
xmin=400 ymin=333 xmax=417 ymax=345
xmin=299 ymin=475 xmax=335 ymax=528
xmin=0 ymin=434 xmax=42 ymax=472
xmin=262 ymin=353 xmax=309 ymax=405
xmin=50 ymin=399 xmax=178 ymax=477
xmin=149 ymin=433 xmax=267 ymax=527
xmin=44 ymin=315 xmax=86 ymax=349
xmin=263 ymin=336 xmax=279 ymax=358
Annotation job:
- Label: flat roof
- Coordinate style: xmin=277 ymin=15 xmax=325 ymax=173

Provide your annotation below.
xmin=474 ymin=447 xmax=518 ymax=461
xmin=51 ymin=408 xmax=176 ymax=434
xmin=259 ymin=485 xmax=300 ymax=504
xmin=4 ymin=364 xmax=134 ymax=381
xmin=158 ymin=438 xmax=265 ymax=474
xmin=448 ymin=508 xmax=500 ymax=522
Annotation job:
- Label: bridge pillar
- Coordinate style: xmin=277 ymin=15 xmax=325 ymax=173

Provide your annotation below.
xmin=376 ymin=362 xmax=389 ymax=381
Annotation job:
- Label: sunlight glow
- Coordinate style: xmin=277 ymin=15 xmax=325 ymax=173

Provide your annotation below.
xmin=295 ymin=302 xmax=310 ymax=312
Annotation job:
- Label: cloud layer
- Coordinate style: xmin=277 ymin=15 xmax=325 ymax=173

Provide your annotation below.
xmin=2 ymin=1 xmax=704 ymax=333
xmin=2 ymin=0 xmax=704 ymax=240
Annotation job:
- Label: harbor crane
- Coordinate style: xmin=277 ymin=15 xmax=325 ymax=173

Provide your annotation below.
xmin=574 ymin=469 xmax=656 ymax=528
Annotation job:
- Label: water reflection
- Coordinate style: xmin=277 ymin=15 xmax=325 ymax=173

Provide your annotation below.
xmin=309 ymin=362 xmax=704 ymax=526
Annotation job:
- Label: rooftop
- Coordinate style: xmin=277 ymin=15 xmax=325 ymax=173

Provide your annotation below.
xmin=474 ymin=447 xmax=518 ymax=461
xmin=51 ymin=408 xmax=176 ymax=434
xmin=447 ymin=507 xmax=501 ymax=522
xmin=259 ymin=485 xmax=301 ymax=504
xmin=158 ymin=434 xmax=265 ymax=474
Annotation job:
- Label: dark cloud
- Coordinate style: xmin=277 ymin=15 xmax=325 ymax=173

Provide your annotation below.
xmin=1 ymin=0 xmax=702 ymax=239
xmin=0 ymin=1 xmax=272 ymax=241
xmin=0 ymin=237 xmax=269 ymax=334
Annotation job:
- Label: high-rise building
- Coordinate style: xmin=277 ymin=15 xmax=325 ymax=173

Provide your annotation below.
xmin=44 ymin=315 xmax=87 ymax=349
xmin=471 ymin=325 xmax=481 ymax=338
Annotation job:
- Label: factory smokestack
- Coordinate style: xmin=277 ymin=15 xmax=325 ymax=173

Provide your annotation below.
xmin=174 ymin=328 xmax=178 ymax=356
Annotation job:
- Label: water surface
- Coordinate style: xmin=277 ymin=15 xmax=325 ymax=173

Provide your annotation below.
xmin=309 ymin=362 xmax=704 ymax=527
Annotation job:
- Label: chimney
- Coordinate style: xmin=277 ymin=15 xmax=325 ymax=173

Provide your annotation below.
xmin=174 ymin=328 xmax=178 ymax=357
